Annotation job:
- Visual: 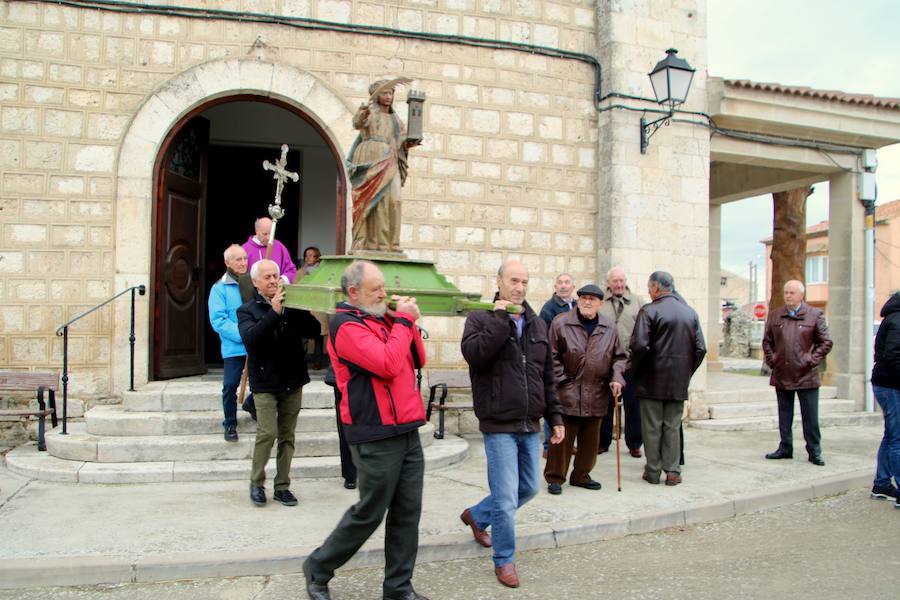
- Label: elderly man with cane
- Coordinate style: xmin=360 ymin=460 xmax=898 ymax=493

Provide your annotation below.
xmin=544 ymin=284 xmax=627 ymax=495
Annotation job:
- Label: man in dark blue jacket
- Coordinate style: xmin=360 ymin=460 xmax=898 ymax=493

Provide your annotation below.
xmin=871 ymin=291 xmax=900 ymax=507
xmin=238 ymin=259 xmax=320 ymax=508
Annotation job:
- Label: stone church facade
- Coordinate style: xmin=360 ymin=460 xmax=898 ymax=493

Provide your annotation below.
xmin=0 ymin=0 xmax=710 ymax=408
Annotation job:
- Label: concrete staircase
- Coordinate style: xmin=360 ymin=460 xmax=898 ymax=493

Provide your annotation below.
xmin=691 ymin=385 xmax=882 ymax=431
xmin=4 ymin=380 xmax=468 ymax=483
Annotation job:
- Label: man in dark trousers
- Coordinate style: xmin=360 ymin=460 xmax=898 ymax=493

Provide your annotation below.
xmin=597 ymin=266 xmax=644 ymax=457
xmin=629 ymin=271 xmax=706 ymax=486
xmin=871 ymin=291 xmax=900 ymax=506
xmin=459 ymin=260 xmax=564 ymax=589
xmin=762 ymin=279 xmax=833 ymax=466
xmin=539 ymin=273 xmax=576 ymax=456
xmin=303 ymin=260 xmax=429 ymax=600
xmin=238 ymin=259 xmax=321 ymax=507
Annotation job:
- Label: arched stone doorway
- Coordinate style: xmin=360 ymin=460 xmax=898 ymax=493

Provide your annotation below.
xmin=112 ymin=60 xmax=355 ymax=389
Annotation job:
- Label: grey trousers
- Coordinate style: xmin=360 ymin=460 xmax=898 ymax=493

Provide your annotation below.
xmin=640 ymin=398 xmax=684 ymax=477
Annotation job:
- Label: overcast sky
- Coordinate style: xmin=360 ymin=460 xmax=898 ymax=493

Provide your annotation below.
xmin=707 ymin=0 xmax=900 ymax=282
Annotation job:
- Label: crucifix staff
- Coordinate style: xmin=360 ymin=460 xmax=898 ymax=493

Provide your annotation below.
xmin=238 ymin=144 xmax=300 ymax=411
xmin=261 ymin=143 xmax=300 ymax=259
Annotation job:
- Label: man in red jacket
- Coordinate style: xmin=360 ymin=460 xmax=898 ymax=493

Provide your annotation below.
xmin=303 ymin=260 xmax=429 ymax=600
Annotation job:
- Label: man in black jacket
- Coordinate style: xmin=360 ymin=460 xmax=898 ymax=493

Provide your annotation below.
xmin=871 ymin=291 xmax=900 ymax=506
xmin=459 ymin=260 xmax=564 ymax=589
xmin=629 ymin=271 xmax=706 ymax=486
xmin=238 ymin=259 xmax=320 ymax=507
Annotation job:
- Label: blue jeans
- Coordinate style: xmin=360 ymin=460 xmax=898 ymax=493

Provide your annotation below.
xmin=221 ymin=356 xmax=244 ymax=429
xmin=873 ymin=385 xmax=900 ymax=488
xmin=467 ymin=432 xmax=540 ymax=567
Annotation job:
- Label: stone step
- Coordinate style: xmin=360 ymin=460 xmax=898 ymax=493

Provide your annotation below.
xmin=4 ymin=435 xmax=468 ymax=484
xmin=85 ymin=405 xmax=338 ymax=436
xmin=707 ymin=399 xmax=856 ymax=420
xmin=688 ymin=411 xmax=882 ymax=432
xmin=45 ymin=422 xmax=435 ymax=463
xmin=122 ymin=380 xmax=334 ymax=412
xmin=702 ymin=385 xmax=837 ymax=405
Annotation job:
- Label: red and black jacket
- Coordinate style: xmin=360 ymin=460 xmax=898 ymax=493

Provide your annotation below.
xmin=328 ymin=302 xmax=426 ymax=444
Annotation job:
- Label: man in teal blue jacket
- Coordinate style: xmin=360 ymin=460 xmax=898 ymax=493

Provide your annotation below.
xmin=208 ymin=244 xmax=250 ymax=442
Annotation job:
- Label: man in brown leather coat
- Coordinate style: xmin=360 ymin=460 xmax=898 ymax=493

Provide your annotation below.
xmin=629 ymin=271 xmax=706 ymax=486
xmin=544 ymin=284 xmax=627 ymax=495
xmin=762 ymin=280 xmax=833 ymax=466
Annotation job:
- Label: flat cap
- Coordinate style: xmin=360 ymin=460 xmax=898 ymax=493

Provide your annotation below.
xmin=576 ymin=284 xmax=604 ymax=299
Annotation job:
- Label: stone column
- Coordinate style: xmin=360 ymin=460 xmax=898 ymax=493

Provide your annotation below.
xmin=707 ymin=203 xmax=722 ymax=370
xmin=596 ymin=1 xmax=711 ymax=409
xmin=827 ymin=171 xmax=866 ymax=405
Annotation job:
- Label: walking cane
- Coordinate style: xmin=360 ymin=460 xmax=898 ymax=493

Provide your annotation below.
xmin=613 ymin=389 xmax=623 ymax=492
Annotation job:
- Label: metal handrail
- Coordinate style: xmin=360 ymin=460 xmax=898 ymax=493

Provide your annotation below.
xmin=55 ymin=285 xmax=146 ymax=434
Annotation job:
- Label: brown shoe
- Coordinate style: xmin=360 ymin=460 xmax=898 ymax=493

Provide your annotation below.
xmin=460 ymin=508 xmax=491 ymax=547
xmin=642 ymin=471 xmax=660 ymax=485
xmin=494 ymin=563 xmax=519 ymax=588
xmin=665 ymin=473 xmax=682 ymax=486
xmin=629 ymin=448 xmax=642 ymax=458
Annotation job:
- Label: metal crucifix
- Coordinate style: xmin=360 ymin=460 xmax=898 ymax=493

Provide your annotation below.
xmin=261 ymin=143 xmax=300 ymax=259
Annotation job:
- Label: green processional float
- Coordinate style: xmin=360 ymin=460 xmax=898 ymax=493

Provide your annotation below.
xmin=264 ymin=79 xmax=509 ymax=316
xmin=284 ymin=255 xmax=500 ymax=316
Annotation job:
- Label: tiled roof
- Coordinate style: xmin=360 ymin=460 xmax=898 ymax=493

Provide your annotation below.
xmin=724 ymin=79 xmax=900 ymax=110
xmin=760 ymin=199 xmax=900 ymax=243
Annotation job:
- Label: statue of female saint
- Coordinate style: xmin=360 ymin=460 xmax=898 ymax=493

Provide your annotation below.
xmin=348 ymin=79 xmax=420 ymax=252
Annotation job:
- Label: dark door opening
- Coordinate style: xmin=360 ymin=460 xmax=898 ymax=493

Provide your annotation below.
xmin=152 ymin=97 xmax=344 ymax=379
xmin=202 ymin=146 xmax=302 ymax=366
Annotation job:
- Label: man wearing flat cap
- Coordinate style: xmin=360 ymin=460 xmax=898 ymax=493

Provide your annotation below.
xmin=544 ymin=284 xmax=627 ymax=494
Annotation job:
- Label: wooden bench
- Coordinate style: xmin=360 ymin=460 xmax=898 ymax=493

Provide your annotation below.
xmin=424 ymin=369 xmax=473 ymax=439
xmin=0 ymin=371 xmax=59 ymax=451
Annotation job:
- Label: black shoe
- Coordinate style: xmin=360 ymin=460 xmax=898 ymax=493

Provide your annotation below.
xmin=250 ymin=484 xmax=266 ymax=507
xmin=571 ymin=478 xmax=602 ymax=490
xmin=765 ymin=448 xmax=793 ymax=460
xmin=871 ymin=485 xmax=899 ymax=500
xmin=224 ymin=426 xmax=238 ymax=442
xmin=343 ymin=479 xmax=357 ymax=490
xmin=808 ymin=455 xmax=825 ymax=466
xmin=384 ymin=591 xmax=431 ymax=600
xmin=303 ymin=560 xmax=330 ymax=600
xmin=547 ymin=482 xmax=562 ymax=495
xmin=273 ymin=489 xmax=299 ymax=506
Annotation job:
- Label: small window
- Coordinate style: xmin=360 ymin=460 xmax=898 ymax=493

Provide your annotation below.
xmin=805 ymin=255 xmax=829 ymax=284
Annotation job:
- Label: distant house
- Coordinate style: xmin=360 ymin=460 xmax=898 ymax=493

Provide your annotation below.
xmin=762 ymin=198 xmax=900 ymax=316
xmin=719 ymin=268 xmax=752 ymax=320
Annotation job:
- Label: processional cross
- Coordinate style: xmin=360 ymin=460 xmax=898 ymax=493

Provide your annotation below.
xmin=261 ymin=143 xmax=300 ymax=259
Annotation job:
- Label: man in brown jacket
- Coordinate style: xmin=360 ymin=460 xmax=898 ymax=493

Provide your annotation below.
xmin=629 ymin=271 xmax=706 ymax=486
xmin=762 ymin=280 xmax=834 ymax=466
xmin=545 ymin=284 xmax=627 ymax=495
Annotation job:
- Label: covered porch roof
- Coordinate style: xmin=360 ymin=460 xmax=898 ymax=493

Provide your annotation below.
xmin=708 ymin=77 xmax=900 ymax=204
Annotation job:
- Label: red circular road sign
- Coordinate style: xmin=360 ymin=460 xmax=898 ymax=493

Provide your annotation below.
xmin=753 ymin=303 xmax=767 ymax=319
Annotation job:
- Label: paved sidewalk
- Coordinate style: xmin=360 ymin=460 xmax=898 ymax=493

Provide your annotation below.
xmin=0 ymin=424 xmax=884 ymax=589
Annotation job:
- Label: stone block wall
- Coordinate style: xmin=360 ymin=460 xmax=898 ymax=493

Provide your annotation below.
xmin=0 ymin=0 xmax=603 ymax=397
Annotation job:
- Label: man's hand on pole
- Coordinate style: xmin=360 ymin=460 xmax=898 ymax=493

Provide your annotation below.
xmin=390 ymin=295 xmax=421 ymax=320
xmin=271 ymin=283 xmax=285 ymax=314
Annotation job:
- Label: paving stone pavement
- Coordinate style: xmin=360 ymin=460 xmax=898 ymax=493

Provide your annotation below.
xmin=0 ymin=424 xmax=885 ymax=589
